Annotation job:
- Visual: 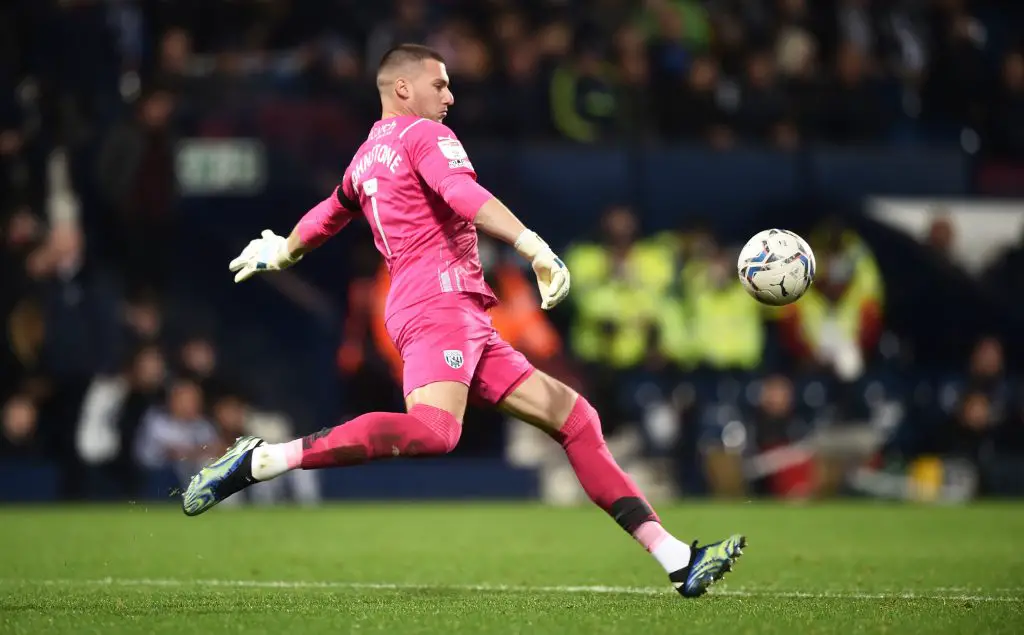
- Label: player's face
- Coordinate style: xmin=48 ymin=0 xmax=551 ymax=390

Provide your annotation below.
xmin=412 ymin=60 xmax=454 ymax=122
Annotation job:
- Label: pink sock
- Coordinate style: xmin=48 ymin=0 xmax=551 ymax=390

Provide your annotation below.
xmin=299 ymin=404 xmax=461 ymax=469
xmin=633 ymin=520 xmax=672 ymax=552
xmin=552 ymin=396 xmax=661 ymax=533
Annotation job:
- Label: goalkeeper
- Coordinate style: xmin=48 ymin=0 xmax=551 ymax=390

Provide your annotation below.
xmin=181 ymin=43 xmax=744 ymax=598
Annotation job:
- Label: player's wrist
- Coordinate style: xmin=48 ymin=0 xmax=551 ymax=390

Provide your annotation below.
xmin=276 ymin=241 xmax=302 ymax=267
xmin=513 ymin=229 xmax=550 ymax=262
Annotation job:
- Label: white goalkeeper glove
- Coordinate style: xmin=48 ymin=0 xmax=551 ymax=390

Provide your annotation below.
xmin=514 ymin=230 xmax=571 ymax=310
xmin=228 ymin=229 xmax=302 ymax=283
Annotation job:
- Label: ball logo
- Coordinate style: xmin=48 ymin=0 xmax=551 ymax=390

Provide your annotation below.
xmin=443 ymin=349 xmax=464 ymax=369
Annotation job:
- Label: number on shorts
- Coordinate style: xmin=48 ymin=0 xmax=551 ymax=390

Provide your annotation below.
xmin=361 ymin=177 xmax=392 ymax=256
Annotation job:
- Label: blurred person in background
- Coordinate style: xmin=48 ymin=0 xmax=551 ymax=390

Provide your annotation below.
xmin=933 ymin=391 xmax=1000 ymax=472
xmin=565 ymin=205 xmax=675 ymax=432
xmin=735 ymin=49 xmax=799 ymax=149
xmin=813 ymin=41 xmax=887 ymax=145
xmin=937 ymin=336 xmax=1013 ymax=425
xmin=134 ymin=376 xmax=218 ymax=484
xmin=658 ymin=54 xmax=735 ymax=148
xmin=1 ymin=395 xmax=39 ymax=459
xmin=29 ymin=218 xmax=123 ymax=499
xmin=176 ymin=334 xmax=222 ymax=394
xmin=668 ymin=244 xmax=767 ymax=372
xmin=920 ymin=0 xmax=990 ymax=136
xmin=778 ymin=219 xmax=883 ymax=383
xmin=491 ymin=10 xmax=551 ymax=140
xmin=95 ymin=87 xmax=178 ymax=295
xmin=550 ymin=33 xmax=623 ymax=143
xmin=336 ymin=242 xmax=406 ymax=415
xmin=983 ymin=49 xmax=1024 ymax=159
xmin=122 ymin=288 xmax=164 ymax=348
xmin=747 ymin=374 xmax=814 ymax=499
xmin=76 ymin=343 xmax=168 ymax=497
xmin=429 ymin=21 xmax=503 ymax=139
xmin=639 ymin=0 xmax=711 ymax=82
xmin=365 ymin=0 xmax=433 ymax=76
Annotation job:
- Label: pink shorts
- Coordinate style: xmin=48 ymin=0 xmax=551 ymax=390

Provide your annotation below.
xmin=385 ymin=293 xmax=535 ymax=404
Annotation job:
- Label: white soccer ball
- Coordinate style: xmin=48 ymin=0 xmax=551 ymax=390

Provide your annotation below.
xmin=736 ymin=228 xmax=816 ymax=306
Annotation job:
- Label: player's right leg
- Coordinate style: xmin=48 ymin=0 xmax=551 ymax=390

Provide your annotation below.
xmin=181 ymin=381 xmax=468 ymax=516
xmin=182 ymin=296 xmax=480 ymax=516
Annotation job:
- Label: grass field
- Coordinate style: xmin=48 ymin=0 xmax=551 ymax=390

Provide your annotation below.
xmin=1 ymin=501 xmax=1022 ymax=634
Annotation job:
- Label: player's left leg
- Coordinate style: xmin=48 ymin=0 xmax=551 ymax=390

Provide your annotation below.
xmin=473 ymin=338 xmax=744 ymax=598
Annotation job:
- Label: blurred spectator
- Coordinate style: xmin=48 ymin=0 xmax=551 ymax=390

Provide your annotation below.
xmin=735 ymin=49 xmax=798 ymax=148
xmin=432 ymin=22 xmax=503 ymax=138
xmin=77 ymin=343 xmax=167 ymax=481
xmin=934 ymin=391 xmax=999 ymax=467
xmin=659 ymin=55 xmax=734 ymax=147
xmin=550 ymin=34 xmax=621 ymax=143
xmin=123 ymin=289 xmax=164 ymax=347
xmin=958 ymin=336 xmax=1010 ymax=408
xmin=779 ymin=220 xmax=884 ymax=381
xmin=177 ymin=334 xmax=220 ymax=390
xmin=679 ymin=246 xmax=766 ymax=371
xmin=564 ymin=205 xmax=675 ymax=429
xmin=26 ymin=218 xmax=123 ymax=498
xmin=95 ymin=88 xmax=179 ymax=295
xmin=336 ymin=244 xmax=405 ymax=415
xmin=925 ymin=213 xmax=956 ymax=261
xmin=365 ymin=0 xmax=433 ymax=73
xmin=134 ymin=376 xmax=218 ymax=482
xmin=814 ymin=42 xmax=887 ymax=144
xmin=921 ymin=0 xmax=989 ymax=133
xmin=984 ymin=50 xmax=1024 ymax=159
xmin=1 ymin=395 xmax=39 ymax=458
xmin=748 ymin=374 xmax=814 ymax=498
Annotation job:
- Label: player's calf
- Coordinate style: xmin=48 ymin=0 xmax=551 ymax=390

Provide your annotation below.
xmin=550 ymin=395 xmax=745 ymax=596
xmin=252 ymin=404 xmax=461 ymax=480
xmin=551 ymin=397 xmax=694 ymax=569
xmin=182 ymin=405 xmax=461 ymax=515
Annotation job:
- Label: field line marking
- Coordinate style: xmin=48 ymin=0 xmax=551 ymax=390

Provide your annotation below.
xmin=0 ymin=578 xmax=1020 ymax=602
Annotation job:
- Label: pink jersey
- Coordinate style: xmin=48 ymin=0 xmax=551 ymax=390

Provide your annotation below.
xmin=338 ymin=116 xmax=497 ymax=321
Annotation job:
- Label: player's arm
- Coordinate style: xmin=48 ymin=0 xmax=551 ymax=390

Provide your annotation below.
xmin=471 ymin=197 xmax=570 ymax=310
xmin=405 ymin=121 xmax=569 ymax=309
xmin=229 ymin=180 xmax=360 ymax=283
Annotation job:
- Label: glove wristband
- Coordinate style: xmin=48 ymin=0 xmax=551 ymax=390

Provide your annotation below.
xmin=277 ymin=242 xmax=303 ymax=267
xmin=513 ymin=229 xmax=549 ymax=262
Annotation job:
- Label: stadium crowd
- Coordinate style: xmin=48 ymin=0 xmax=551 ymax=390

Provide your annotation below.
xmin=2 ymin=0 xmax=1024 ymax=500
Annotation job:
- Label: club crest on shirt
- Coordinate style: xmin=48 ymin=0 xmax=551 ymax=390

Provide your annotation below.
xmin=443 ymin=349 xmax=464 ymax=369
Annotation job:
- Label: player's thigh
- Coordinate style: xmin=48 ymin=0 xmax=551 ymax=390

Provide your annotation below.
xmin=496 ymin=366 xmax=580 ymax=436
xmin=394 ymin=300 xmax=490 ymax=423
xmin=470 ymin=334 xmax=535 ymax=409
xmin=405 ymin=381 xmax=470 ymax=423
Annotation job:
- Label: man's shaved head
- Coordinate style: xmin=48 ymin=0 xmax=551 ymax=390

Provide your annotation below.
xmin=377 ymin=44 xmax=453 ymax=123
xmin=377 ymin=44 xmax=445 ymax=87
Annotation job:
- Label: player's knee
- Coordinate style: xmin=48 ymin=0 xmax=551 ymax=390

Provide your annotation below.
xmin=409 ymin=403 xmax=462 ymax=454
xmin=554 ymin=395 xmax=604 ymax=446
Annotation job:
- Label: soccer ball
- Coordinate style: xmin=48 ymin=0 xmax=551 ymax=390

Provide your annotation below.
xmin=736 ymin=229 xmax=816 ymax=306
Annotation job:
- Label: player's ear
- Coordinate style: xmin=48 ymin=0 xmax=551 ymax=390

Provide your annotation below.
xmin=394 ymin=77 xmax=410 ymax=100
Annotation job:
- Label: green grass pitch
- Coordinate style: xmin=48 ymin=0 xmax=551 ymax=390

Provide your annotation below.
xmin=1 ymin=501 xmax=1022 ymax=634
